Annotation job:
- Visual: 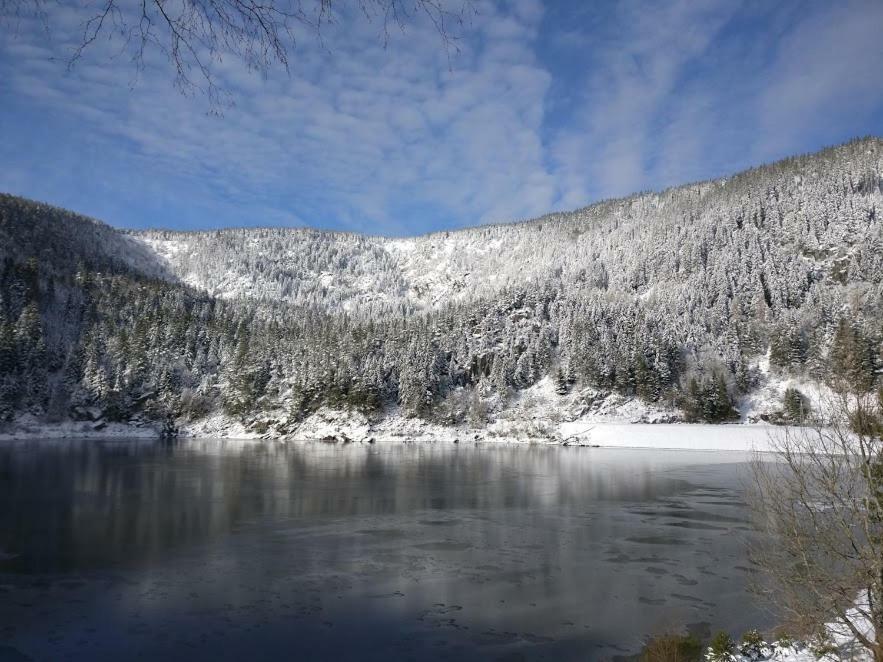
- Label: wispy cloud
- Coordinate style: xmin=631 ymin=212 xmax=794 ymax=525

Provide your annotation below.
xmin=753 ymin=0 xmax=883 ymax=161
xmin=0 ymin=0 xmax=881 ymax=234
xmin=550 ymin=1 xmax=744 ymax=204
xmin=0 ymin=0 xmax=560 ymax=233
xmin=548 ymin=0 xmax=883 ymax=206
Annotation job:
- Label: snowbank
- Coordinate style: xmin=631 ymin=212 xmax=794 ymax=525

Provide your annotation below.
xmin=708 ymin=606 xmax=875 ymax=662
xmin=738 ymin=355 xmax=838 ymax=424
xmin=560 ymin=422 xmax=778 ymax=452
xmin=1 ymin=411 xmax=783 ymax=451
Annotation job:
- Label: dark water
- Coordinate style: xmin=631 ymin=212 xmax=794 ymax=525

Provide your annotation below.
xmin=0 ymin=439 xmax=773 ymax=661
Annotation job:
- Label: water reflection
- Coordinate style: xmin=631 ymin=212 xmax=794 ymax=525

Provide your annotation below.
xmin=0 ymin=440 xmax=772 ymax=661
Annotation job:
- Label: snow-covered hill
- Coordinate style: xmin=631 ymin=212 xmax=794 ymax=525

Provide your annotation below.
xmin=131 ymin=138 xmax=883 ymax=317
xmin=1 ymin=138 xmax=881 ymax=439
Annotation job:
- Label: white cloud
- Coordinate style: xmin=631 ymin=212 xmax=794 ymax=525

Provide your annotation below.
xmin=753 ymin=0 xmax=883 ymax=161
xmin=1 ymin=0 xmax=882 ymax=234
xmin=0 ymin=0 xmax=562 ymax=234
xmin=548 ymin=0 xmax=740 ymax=203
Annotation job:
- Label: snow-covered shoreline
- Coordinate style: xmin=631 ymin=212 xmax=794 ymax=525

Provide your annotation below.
xmin=1 ymin=411 xmax=781 ymax=452
xmin=1 ymin=376 xmax=805 ymax=449
xmin=9 ymin=366 xmax=834 ymax=451
xmin=181 ymin=372 xmax=817 ymax=452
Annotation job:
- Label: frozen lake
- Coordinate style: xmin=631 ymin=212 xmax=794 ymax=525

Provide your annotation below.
xmin=0 ymin=438 xmax=775 ymax=661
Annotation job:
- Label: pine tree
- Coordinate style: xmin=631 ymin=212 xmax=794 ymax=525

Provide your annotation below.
xmin=14 ymin=303 xmax=48 ymax=413
xmin=830 ymin=319 xmax=875 ymax=393
xmin=555 ymin=367 xmax=569 ymax=395
xmin=782 ymin=387 xmax=810 ymax=422
xmin=0 ymin=311 xmax=17 ymax=420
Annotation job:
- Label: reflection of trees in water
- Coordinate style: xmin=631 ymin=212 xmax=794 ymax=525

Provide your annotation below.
xmin=0 ymin=442 xmax=707 ymax=571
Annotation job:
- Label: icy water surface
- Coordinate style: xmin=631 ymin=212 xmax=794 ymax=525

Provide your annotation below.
xmin=0 ymin=439 xmax=773 ymax=661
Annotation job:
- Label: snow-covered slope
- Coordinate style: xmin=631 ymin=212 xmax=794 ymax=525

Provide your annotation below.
xmin=131 ymin=138 xmax=883 ymax=316
xmin=0 ymin=193 xmax=173 ymax=282
xmin=135 ymin=229 xmax=409 ymax=312
xmin=2 ymin=138 xmax=881 ymax=440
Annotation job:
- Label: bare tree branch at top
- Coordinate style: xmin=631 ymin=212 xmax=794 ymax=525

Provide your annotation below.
xmin=0 ymin=1 xmax=474 ymax=109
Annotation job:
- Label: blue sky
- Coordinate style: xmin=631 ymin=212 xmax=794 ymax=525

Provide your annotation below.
xmin=1 ymin=0 xmax=882 ymax=236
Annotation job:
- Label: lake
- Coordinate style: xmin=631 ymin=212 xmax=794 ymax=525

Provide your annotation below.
xmin=0 ymin=438 xmax=774 ymax=661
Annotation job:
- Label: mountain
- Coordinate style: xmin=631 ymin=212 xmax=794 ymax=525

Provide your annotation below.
xmin=133 ymin=138 xmax=883 ymax=315
xmin=0 ymin=138 xmax=881 ymax=439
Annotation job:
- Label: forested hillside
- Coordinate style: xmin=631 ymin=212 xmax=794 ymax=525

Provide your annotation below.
xmin=1 ymin=138 xmax=881 ymax=436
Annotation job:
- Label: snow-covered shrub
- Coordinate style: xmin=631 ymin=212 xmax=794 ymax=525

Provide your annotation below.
xmin=808 ymin=632 xmax=838 ymax=660
xmin=769 ymin=635 xmax=804 ymax=661
xmin=738 ymin=629 xmax=766 ymax=660
xmin=706 ymin=631 xmax=735 ymax=661
xmin=178 ymin=387 xmax=213 ymax=421
xmin=467 ymin=389 xmax=489 ymax=428
xmin=772 ymin=632 xmax=792 ymax=649
xmin=430 ymin=388 xmax=469 ymax=425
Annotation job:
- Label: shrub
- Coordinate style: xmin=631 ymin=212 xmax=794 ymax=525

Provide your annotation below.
xmin=467 ymin=389 xmax=488 ymax=428
xmin=706 ymin=631 xmax=734 ymax=661
xmin=739 ymin=629 xmax=766 ymax=659
xmin=179 ymin=387 xmax=212 ymax=421
xmin=847 ymin=402 xmax=883 ymax=437
xmin=809 ymin=631 xmax=837 ymax=659
xmin=431 ymin=388 xmax=468 ymax=425
xmin=641 ymin=633 xmax=703 ymax=662
xmin=773 ymin=631 xmax=793 ymax=649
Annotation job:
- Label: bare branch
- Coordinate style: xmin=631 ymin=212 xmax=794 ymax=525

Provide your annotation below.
xmin=1 ymin=0 xmax=475 ymax=111
xmin=749 ymin=391 xmax=883 ymax=660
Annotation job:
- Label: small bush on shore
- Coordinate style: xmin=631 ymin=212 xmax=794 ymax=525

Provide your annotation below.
xmin=707 ymin=631 xmax=735 ymax=661
xmin=739 ymin=629 xmax=765 ymax=659
xmin=640 ymin=632 xmax=703 ymax=661
xmin=772 ymin=631 xmax=793 ymax=649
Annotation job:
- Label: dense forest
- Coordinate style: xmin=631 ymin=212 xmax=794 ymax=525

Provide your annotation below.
xmin=1 ymin=138 xmax=881 ymax=435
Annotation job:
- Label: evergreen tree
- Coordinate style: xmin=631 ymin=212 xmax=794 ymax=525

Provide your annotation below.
xmin=14 ymin=303 xmax=48 ymax=412
xmin=554 ymin=367 xmax=569 ymax=395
